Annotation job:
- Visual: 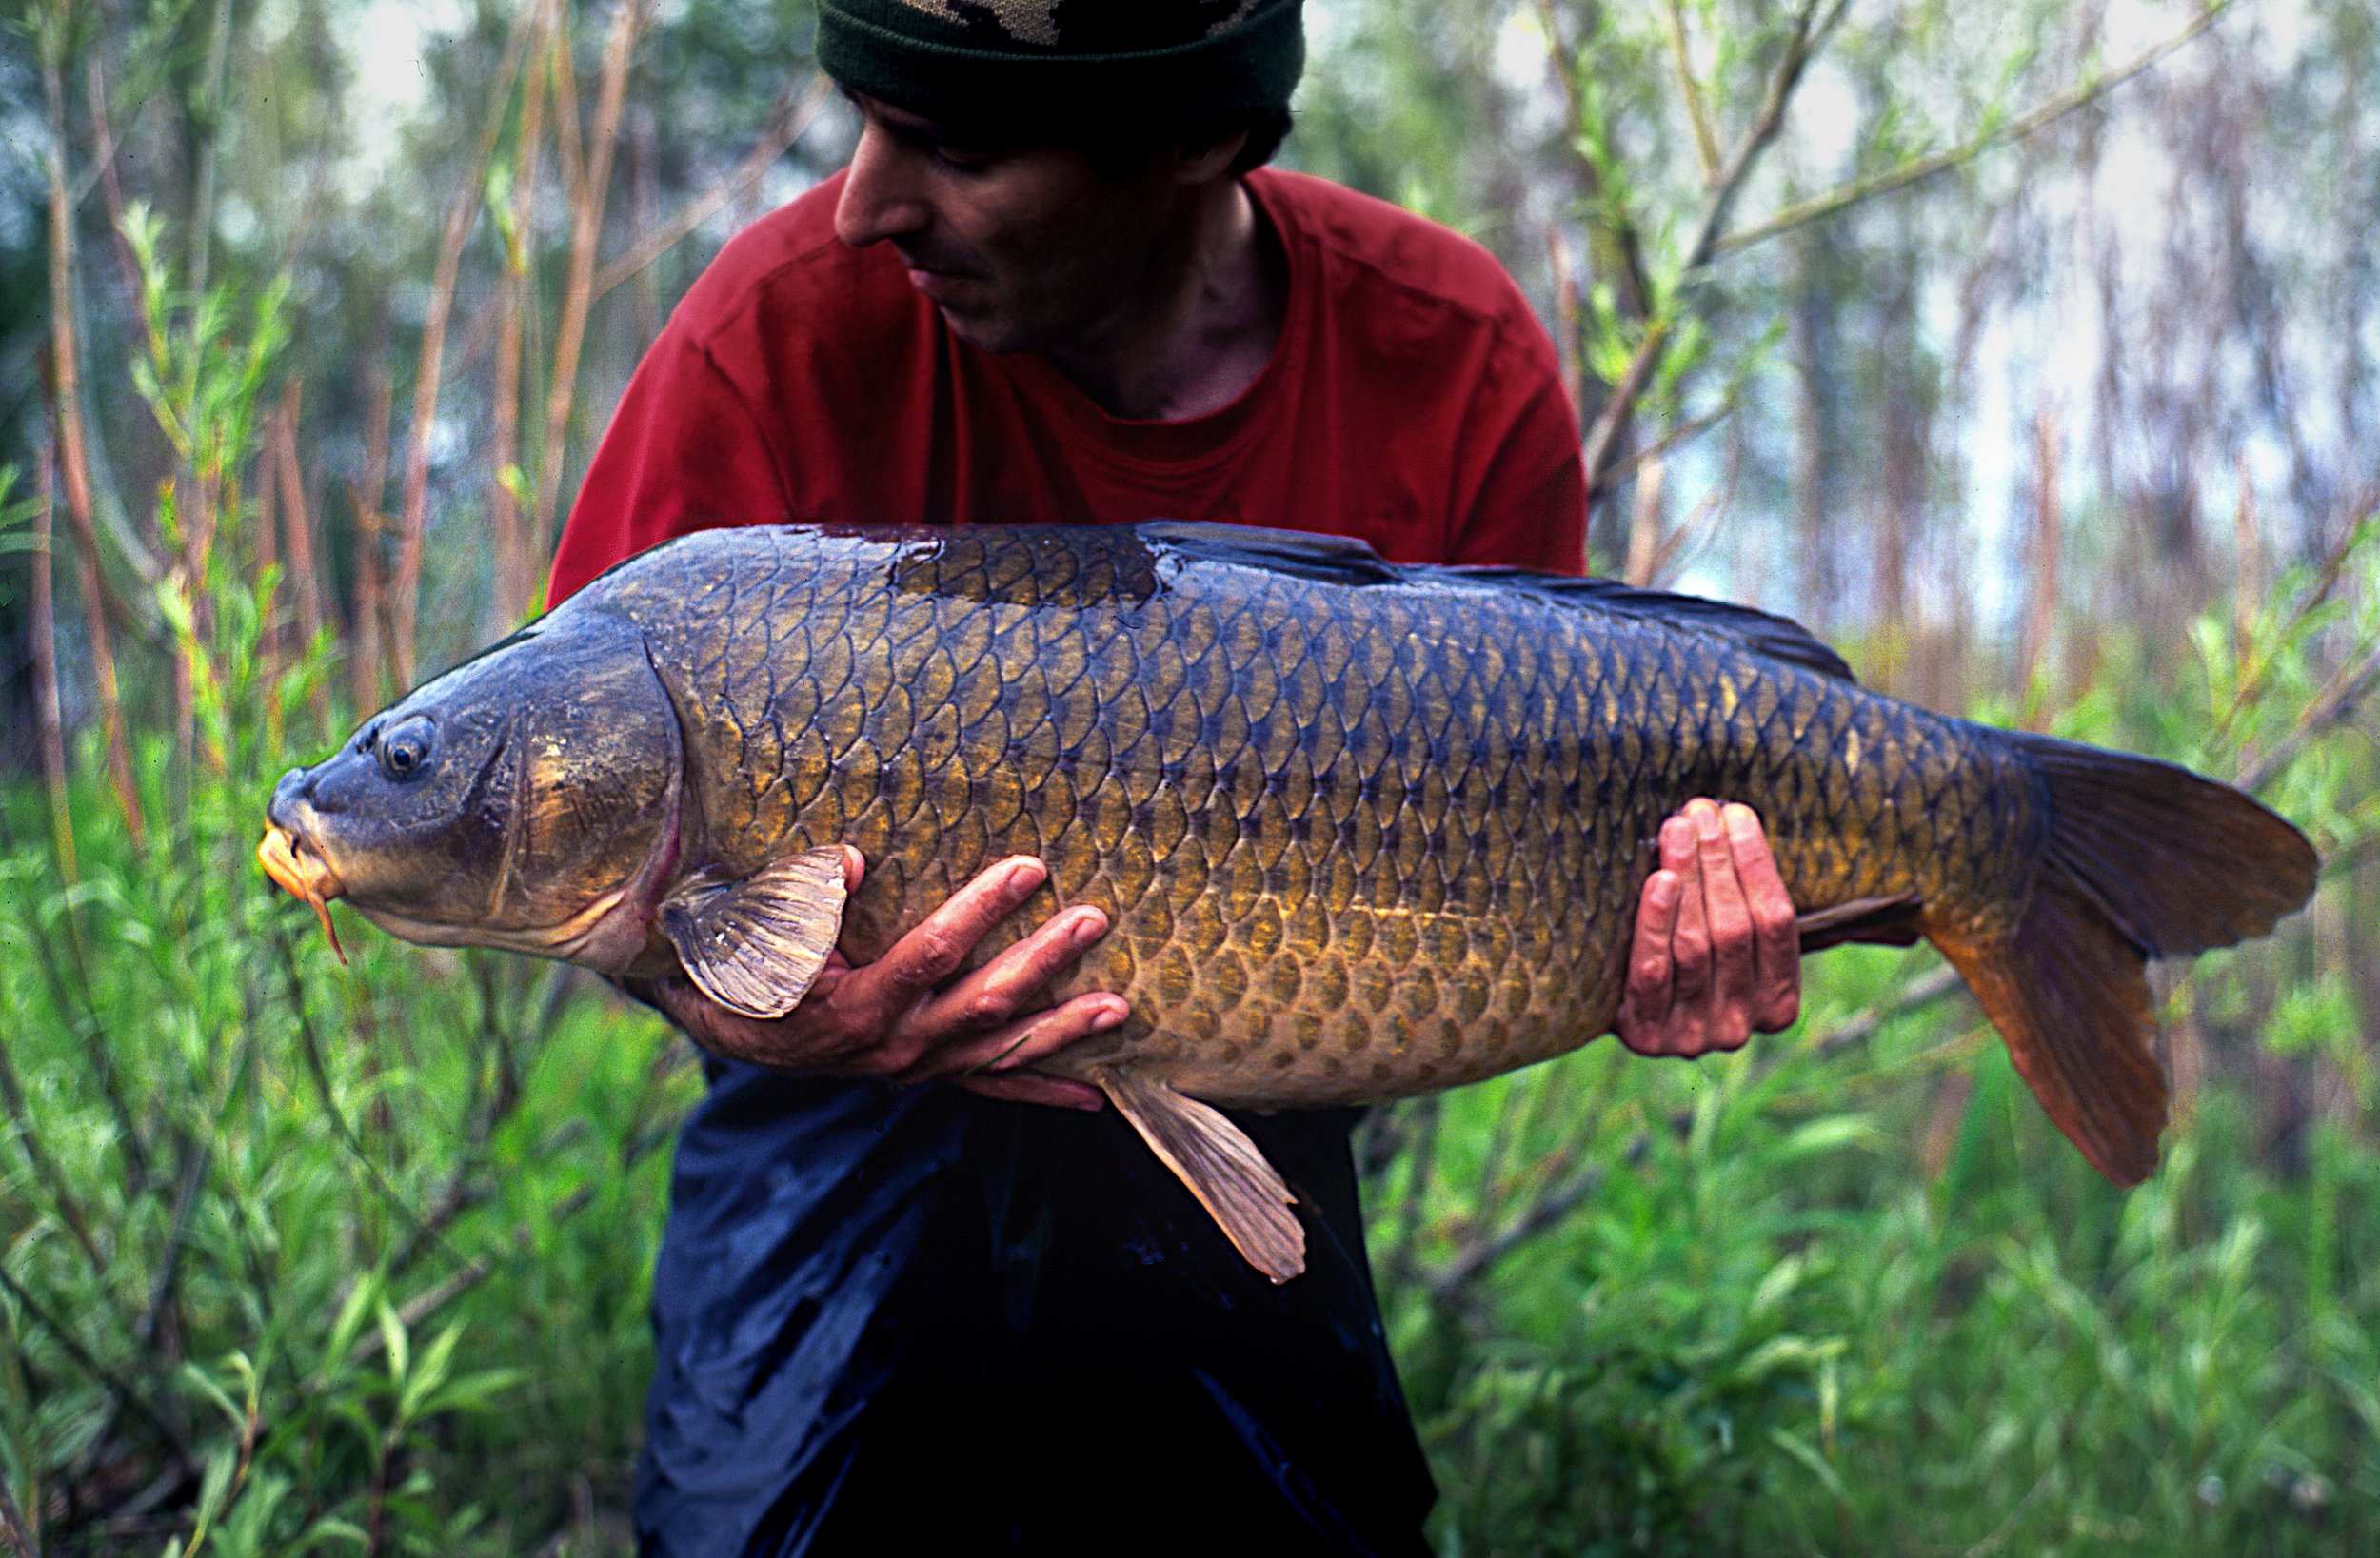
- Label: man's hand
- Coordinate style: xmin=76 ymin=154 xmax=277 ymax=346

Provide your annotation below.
xmin=638 ymin=851 xmax=1119 ymax=1110
xmin=1613 ymin=799 xmax=1800 ymax=1058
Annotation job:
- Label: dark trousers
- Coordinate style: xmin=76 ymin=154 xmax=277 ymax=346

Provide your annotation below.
xmin=636 ymin=1059 xmax=1436 ymax=1555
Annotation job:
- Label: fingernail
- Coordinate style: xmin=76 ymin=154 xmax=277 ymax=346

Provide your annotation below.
xmin=1090 ymin=1000 xmax=1126 ymax=1031
xmin=1693 ymin=802 xmax=1721 ymax=839
xmin=1070 ymin=911 xmax=1107 ymax=950
xmin=1076 ymin=1095 xmax=1106 ymax=1112
xmin=1723 ymin=802 xmax=1757 ymax=835
xmin=1005 ymin=858 xmax=1046 ymax=894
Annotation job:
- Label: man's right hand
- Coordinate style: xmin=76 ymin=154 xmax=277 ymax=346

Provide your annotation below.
xmin=635 ymin=851 xmax=1120 ymax=1111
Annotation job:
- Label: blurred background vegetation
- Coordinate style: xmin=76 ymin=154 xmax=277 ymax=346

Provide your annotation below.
xmin=0 ymin=0 xmax=2374 ymax=1551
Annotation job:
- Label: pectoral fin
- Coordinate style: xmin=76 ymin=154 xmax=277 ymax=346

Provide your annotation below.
xmin=1097 ymin=1065 xmax=1305 ymax=1283
xmin=658 ymin=847 xmax=848 ymax=1019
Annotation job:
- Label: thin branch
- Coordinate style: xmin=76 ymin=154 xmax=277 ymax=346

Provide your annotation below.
xmin=1710 ymin=0 xmax=2239 ymax=260
xmin=273 ymin=932 xmax=460 ymax=1269
xmin=491 ymin=0 xmax=555 ymax=630
xmin=0 ymin=1473 xmax=32 ymax=1558
xmin=1580 ymin=0 xmax=1845 ymax=500
xmin=1426 ymin=1131 xmax=1655 ymax=1304
xmin=592 ymin=73 xmax=829 ymax=300
xmin=391 ymin=0 xmax=545 ymax=689
xmin=0 ymin=1264 xmax=189 ymax=1468
xmin=30 ymin=443 xmax=75 ymax=882
xmin=42 ymin=39 xmax=147 ymax=851
xmin=272 ymin=383 xmax=334 ymax=734
xmin=1802 ymin=965 xmax=1965 ymax=1057
xmin=350 ymin=366 xmax=394 ymax=708
xmin=2209 ymin=490 xmax=2375 ymax=750
xmin=1658 ymin=0 xmax=1723 ymax=185
xmin=530 ymin=0 xmax=653 ymax=567
xmin=2238 ymin=636 xmax=2380 ymax=795
xmin=1600 ymin=401 xmax=1726 ymax=488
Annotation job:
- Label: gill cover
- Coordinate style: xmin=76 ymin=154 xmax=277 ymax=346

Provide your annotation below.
xmin=266 ymin=606 xmax=683 ymax=958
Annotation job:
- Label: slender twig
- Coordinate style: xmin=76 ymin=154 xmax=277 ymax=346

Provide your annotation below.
xmin=343 ymin=1109 xmax=681 ymax=1374
xmin=0 ymin=1475 xmax=31 ymax=1558
xmin=2208 ymin=496 xmax=2375 ymax=751
xmin=530 ymin=0 xmax=653 ymax=567
xmin=0 ymin=1264 xmax=188 ymax=1467
xmin=1426 ymin=1131 xmax=1655 ymax=1304
xmin=491 ymin=0 xmax=554 ymax=628
xmin=391 ymin=0 xmax=545 ymax=689
xmin=1658 ymin=0 xmax=1723 ymax=185
xmin=41 ymin=39 xmax=147 ymax=850
xmin=2238 ymin=637 xmax=2380 ymax=795
xmin=0 ymin=1032 xmax=107 ymax=1278
xmin=1600 ymin=402 xmax=1726 ymax=489
xmin=1711 ymin=0 xmax=2240 ymax=259
xmin=1580 ymin=0 xmax=1847 ymax=500
xmin=1802 ymin=965 xmax=1966 ymax=1057
xmin=351 ymin=366 xmax=393 ymax=708
xmin=592 ymin=74 xmax=829 ymax=300
xmin=273 ymin=931 xmax=459 ymax=1267
xmin=30 ymin=444 xmax=75 ymax=882
xmin=184 ymin=0 xmax=236 ymax=290
xmin=2319 ymin=827 xmax=2377 ymax=881
xmin=272 ymin=384 xmax=335 ymax=734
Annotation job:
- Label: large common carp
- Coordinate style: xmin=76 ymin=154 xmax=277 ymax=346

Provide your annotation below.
xmin=260 ymin=523 xmax=2316 ymax=1279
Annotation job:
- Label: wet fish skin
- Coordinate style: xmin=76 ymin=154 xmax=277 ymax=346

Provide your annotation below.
xmin=607 ymin=525 xmax=2018 ymax=1102
xmin=265 ymin=522 xmax=2317 ymax=1276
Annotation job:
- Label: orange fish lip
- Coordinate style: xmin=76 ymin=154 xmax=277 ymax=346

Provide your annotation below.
xmin=259 ymin=824 xmax=348 ymax=963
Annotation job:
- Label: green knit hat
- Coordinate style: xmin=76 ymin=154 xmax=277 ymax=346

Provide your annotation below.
xmin=818 ymin=0 xmax=1304 ymax=143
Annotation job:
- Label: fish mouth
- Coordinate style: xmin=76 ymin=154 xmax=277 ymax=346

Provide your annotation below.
xmin=259 ymin=823 xmax=348 ymax=962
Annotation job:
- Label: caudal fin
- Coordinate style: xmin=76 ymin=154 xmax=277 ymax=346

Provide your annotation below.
xmin=1929 ymin=734 xmax=2317 ymax=1185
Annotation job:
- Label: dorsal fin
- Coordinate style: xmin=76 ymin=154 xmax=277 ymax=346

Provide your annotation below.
xmin=1439 ymin=569 xmax=1858 ymax=682
xmin=1139 ymin=521 xmax=1403 ymax=587
xmin=1132 ymin=522 xmax=1855 ymax=682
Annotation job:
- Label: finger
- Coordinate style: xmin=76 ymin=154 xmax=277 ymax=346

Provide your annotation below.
xmin=829 ymin=856 xmax=1048 ymax=1035
xmin=1616 ymin=868 xmax=1681 ymax=1056
xmin=950 ymin=1071 xmax=1108 ymax=1110
xmin=1696 ymin=801 xmax=1757 ymax=1051
xmin=898 ymin=905 xmax=1109 ymax=1054
xmin=1665 ymin=805 xmax=1715 ymax=1015
xmin=1726 ymin=802 xmax=1803 ymax=1033
xmin=904 ymin=992 xmax=1128 ymax=1084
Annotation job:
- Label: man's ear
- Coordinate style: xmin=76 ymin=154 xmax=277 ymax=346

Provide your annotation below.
xmin=1173 ymin=127 xmax=1252 ymax=186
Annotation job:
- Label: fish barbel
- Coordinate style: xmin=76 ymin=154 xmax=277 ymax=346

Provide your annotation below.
xmin=260 ymin=523 xmax=2316 ymax=1279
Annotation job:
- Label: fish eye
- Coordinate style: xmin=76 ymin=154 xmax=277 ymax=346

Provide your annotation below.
xmin=377 ymin=715 xmax=436 ymax=782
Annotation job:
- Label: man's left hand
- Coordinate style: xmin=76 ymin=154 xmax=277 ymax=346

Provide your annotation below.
xmin=1613 ymin=798 xmax=1801 ymax=1057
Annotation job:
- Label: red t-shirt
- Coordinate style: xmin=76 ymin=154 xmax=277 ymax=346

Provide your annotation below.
xmin=548 ymin=167 xmax=1585 ymax=603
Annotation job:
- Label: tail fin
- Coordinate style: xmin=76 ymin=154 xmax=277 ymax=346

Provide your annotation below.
xmin=1928 ymin=734 xmax=2317 ymax=1185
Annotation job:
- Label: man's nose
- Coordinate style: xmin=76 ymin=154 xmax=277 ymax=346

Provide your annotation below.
xmin=834 ymin=123 xmax=930 ymax=250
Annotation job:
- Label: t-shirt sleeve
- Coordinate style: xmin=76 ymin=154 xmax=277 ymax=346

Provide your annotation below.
xmin=1447 ymin=313 xmax=1589 ymax=576
xmin=545 ymin=326 xmax=794 ymax=605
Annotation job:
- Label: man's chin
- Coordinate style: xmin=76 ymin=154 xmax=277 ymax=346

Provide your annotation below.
xmin=931 ymin=303 xmax=1031 ymax=356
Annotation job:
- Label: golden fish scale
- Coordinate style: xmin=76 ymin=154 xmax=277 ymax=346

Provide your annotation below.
xmin=609 ymin=527 xmax=2038 ymax=1109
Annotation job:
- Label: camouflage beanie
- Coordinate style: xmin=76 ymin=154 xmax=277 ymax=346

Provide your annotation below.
xmin=817 ymin=0 xmax=1304 ymax=142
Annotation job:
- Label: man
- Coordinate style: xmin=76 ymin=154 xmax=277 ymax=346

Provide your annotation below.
xmin=548 ymin=2 xmax=1802 ymax=1550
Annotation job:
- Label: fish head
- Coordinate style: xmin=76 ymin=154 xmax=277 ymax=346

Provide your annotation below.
xmin=262 ymin=608 xmax=683 ymax=970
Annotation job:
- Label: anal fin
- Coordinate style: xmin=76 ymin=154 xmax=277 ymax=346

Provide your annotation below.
xmin=1096 ymin=1066 xmax=1306 ymax=1283
xmin=1797 ymin=892 xmax=1925 ymax=954
xmin=658 ymin=846 xmax=848 ymax=1019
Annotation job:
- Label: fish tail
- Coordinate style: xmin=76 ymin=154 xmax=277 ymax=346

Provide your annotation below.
xmin=1925 ymin=733 xmax=2316 ymax=1184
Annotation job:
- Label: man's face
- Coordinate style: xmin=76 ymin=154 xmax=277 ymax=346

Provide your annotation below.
xmin=833 ymin=91 xmax=1185 ymax=355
